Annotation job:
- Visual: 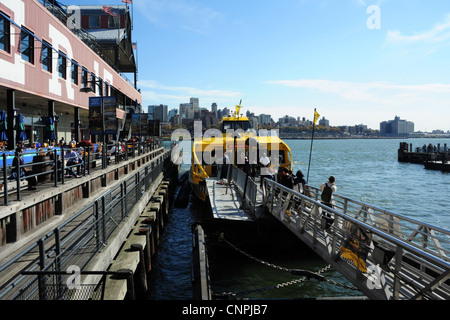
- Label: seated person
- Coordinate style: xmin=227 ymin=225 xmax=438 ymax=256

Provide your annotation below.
xmin=64 ymin=149 xmax=81 ymax=178
xmin=10 ymin=146 xmax=37 ymax=190
xmin=32 ymin=148 xmax=52 ymax=183
xmin=76 ymin=147 xmax=85 ymax=170
xmin=65 ymin=149 xmax=79 ymax=166
xmin=109 ymin=142 xmax=124 ymax=162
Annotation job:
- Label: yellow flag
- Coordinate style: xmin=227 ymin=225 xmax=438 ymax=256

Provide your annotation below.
xmin=314 ymin=109 xmax=320 ymax=124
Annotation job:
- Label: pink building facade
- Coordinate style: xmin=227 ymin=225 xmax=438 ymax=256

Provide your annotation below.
xmin=0 ymin=0 xmax=140 ymax=149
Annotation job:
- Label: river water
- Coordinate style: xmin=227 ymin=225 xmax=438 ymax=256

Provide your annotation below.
xmin=148 ymin=138 xmax=450 ymax=300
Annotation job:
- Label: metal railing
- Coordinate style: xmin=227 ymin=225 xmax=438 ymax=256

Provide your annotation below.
xmin=0 ymin=150 xmax=169 ymax=300
xmin=303 ymin=185 xmax=450 ymax=262
xmin=228 ymin=165 xmax=258 ymax=217
xmin=19 ymin=270 xmax=133 ymax=300
xmin=1 ymin=140 xmax=159 ymax=205
xmin=262 ymin=179 xmax=450 ymax=300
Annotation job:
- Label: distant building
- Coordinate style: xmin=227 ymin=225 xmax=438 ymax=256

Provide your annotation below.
xmin=319 ymin=117 xmax=330 ymax=127
xmin=211 ymin=103 xmax=218 ymax=118
xmin=222 ymin=107 xmax=230 ymax=118
xmin=258 ymin=114 xmax=272 ymax=125
xmin=168 ymin=108 xmax=178 ymax=120
xmin=248 ymin=115 xmax=259 ymax=129
xmin=380 ymin=116 xmax=414 ymax=136
xmin=179 ymin=97 xmax=199 ymax=119
xmin=148 ymin=104 xmax=168 ymax=122
xmin=278 ymin=115 xmax=297 ymax=126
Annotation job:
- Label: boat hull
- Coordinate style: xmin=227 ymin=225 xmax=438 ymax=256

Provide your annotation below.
xmin=189 ymin=171 xmax=208 ymax=201
xmin=424 ymin=161 xmax=450 ymax=172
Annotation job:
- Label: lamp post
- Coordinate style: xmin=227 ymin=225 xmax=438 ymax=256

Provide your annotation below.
xmin=80 ymin=81 xmax=107 ymax=169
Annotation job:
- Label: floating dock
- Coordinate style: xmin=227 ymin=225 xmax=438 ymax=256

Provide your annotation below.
xmin=398 ymin=141 xmax=449 ymax=164
xmin=398 ymin=142 xmax=450 ymax=172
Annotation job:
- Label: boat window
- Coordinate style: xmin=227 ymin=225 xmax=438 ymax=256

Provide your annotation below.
xmin=222 ymin=121 xmax=251 ymax=132
xmin=279 ymin=150 xmax=286 ymax=164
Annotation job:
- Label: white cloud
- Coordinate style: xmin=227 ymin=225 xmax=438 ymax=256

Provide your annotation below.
xmin=140 ymin=80 xmax=241 ymax=98
xmin=267 ymin=79 xmax=450 ymax=104
xmin=266 ymin=79 xmax=450 ymax=131
xmin=386 ymin=14 xmax=450 ymax=45
xmin=139 ymin=80 xmax=242 ymax=108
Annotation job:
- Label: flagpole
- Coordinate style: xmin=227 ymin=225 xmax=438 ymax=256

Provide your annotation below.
xmin=306 ymin=108 xmax=317 ymax=184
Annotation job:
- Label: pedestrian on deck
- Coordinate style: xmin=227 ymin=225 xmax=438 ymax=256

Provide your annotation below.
xmin=320 ymin=176 xmax=337 ymax=208
xmin=259 ymin=153 xmax=271 ymax=188
xmin=281 ymin=169 xmax=294 ymax=189
xmin=293 ymin=170 xmax=306 ymax=194
xmin=243 ymin=156 xmax=252 ymax=176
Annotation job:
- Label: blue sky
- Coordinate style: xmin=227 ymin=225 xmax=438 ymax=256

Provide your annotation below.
xmin=70 ymin=0 xmax=450 ymax=132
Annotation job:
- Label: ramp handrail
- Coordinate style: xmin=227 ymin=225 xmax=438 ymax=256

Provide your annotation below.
xmin=303 ymin=185 xmax=450 ymax=262
xmin=262 ymin=179 xmax=450 ymax=300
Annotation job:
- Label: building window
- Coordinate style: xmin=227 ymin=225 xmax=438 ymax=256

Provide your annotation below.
xmin=20 ymin=27 xmax=34 ymax=64
xmin=99 ymin=78 xmax=104 ymax=96
xmin=90 ymin=73 xmax=96 ymax=93
xmin=105 ymin=83 xmax=110 ymax=97
xmin=108 ymin=15 xmax=119 ymax=28
xmin=0 ymin=12 xmax=11 ymax=53
xmin=81 ymin=67 xmax=88 ymax=87
xmin=58 ymin=51 xmax=66 ymax=79
xmin=41 ymin=41 xmax=52 ymax=72
xmin=71 ymin=60 xmax=78 ymax=85
xmin=89 ymin=15 xmax=101 ymax=28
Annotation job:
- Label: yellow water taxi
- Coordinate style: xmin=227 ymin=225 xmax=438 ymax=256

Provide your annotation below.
xmin=189 ymin=101 xmax=293 ymax=201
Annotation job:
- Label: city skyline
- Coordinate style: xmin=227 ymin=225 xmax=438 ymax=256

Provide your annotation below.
xmin=71 ymin=0 xmax=450 ymax=132
xmin=149 ymin=98 xmax=423 ymax=134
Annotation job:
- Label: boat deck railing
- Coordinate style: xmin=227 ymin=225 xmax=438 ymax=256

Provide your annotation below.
xmin=227 ymin=165 xmax=258 ymax=218
xmin=261 ymin=179 xmax=450 ymax=300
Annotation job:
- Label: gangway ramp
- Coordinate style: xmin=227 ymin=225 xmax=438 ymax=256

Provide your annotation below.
xmin=262 ymin=179 xmax=450 ymax=300
xmin=205 ymin=178 xmax=253 ymax=221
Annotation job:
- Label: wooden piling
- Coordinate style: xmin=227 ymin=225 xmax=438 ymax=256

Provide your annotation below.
xmin=102 ymin=178 xmax=176 ymax=300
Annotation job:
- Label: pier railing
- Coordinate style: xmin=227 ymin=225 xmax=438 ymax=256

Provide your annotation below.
xmin=262 ymin=179 xmax=450 ymax=300
xmin=1 ymin=140 xmax=159 ymax=206
xmin=0 ymin=150 xmax=169 ymax=300
xmin=19 ymin=270 xmax=134 ymax=300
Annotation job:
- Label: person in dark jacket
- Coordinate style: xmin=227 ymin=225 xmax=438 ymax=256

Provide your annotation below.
xmin=293 ymin=170 xmax=306 ymax=194
xmin=11 ymin=146 xmax=37 ymax=190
